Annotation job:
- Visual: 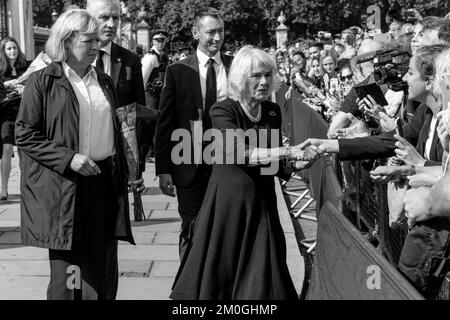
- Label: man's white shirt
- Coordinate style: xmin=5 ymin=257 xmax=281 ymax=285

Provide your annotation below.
xmin=93 ymin=42 xmax=112 ymax=76
xmin=196 ymin=48 xmax=228 ymax=109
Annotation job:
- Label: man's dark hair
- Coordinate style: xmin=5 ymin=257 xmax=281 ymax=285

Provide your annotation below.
xmin=309 ymin=42 xmax=324 ymax=50
xmin=336 ymin=58 xmax=350 ymax=72
xmin=386 ymin=7 xmax=404 ymax=23
xmin=194 ymin=7 xmax=223 ymax=29
xmin=292 ymin=50 xmax=306 ymax=59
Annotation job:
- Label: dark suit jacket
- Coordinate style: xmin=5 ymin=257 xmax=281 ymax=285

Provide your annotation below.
xmin=339 ymin=103 xmax=443 ymax=166
xmin=109 ymin=42 xmax=145 ymax=107
xmin=155 ymin=53 xmax=233 ymax=187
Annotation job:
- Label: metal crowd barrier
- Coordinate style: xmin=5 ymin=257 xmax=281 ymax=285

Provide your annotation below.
xmin=336 ymin=160 xmax=408 ymax=265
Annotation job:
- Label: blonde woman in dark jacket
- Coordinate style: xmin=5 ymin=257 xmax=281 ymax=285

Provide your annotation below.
xmin=15 ymin=9 xmax=134 ymax=300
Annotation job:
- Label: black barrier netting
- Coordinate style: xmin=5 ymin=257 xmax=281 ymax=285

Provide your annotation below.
xmin=276 ymin=84 xmax=290 ymax=138
xmin=288 ymin=89 xmax=328 ymax=202
xmin=342 ymin=161 xmax=408 ymax=266
xmin=307 ymin=202 xmax=424 ymax=300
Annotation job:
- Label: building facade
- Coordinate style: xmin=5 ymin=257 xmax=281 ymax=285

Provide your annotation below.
xmin=0 ymin=0 xmax=36 ymax=59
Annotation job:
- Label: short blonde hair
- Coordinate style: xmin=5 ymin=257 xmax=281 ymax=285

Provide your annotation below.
xmin=45 ymin=9 xmax=99 ymax=62
xmin=228 ymin=45 xmax=280 ymax=102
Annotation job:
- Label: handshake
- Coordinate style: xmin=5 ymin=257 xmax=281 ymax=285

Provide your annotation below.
xmin=285 ymin=144 xmax=322 ymax=171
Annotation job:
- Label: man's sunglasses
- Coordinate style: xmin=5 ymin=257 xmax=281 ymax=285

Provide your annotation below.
xmin=153 ymin=38 xmax=166 ymax=42
xmin=340 ymin=75 xmax=353 ymax=81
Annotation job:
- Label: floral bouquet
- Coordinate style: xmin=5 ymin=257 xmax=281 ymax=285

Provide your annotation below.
xmin=116 ymin=103 xmax=145 ymax=222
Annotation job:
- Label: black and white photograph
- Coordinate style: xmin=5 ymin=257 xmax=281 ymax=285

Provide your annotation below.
xmin=1 ymin=0 xmax=450 ymax=310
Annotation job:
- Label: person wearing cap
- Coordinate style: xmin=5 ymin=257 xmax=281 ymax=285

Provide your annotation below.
xmin=139 ymin=30 xmax=170 ymax=165
xmin=142 ymin=30 xmax=169 ymax=94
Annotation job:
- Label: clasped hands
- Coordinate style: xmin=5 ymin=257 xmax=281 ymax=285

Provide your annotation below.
xmin=69 ymin=153 xmax=145 ymax=193
xmin=287 ymin=144 xmax=322 ymax=170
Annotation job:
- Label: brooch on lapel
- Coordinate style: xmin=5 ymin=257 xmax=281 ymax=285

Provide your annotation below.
xmin=269 ymin=111 xmax=277 ymax=117
xmin=117 ymin=58 xmax=121 ymax=63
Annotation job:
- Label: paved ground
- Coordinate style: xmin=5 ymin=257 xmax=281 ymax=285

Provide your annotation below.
xmin=0 ymin=149 xmax=304 ymax=300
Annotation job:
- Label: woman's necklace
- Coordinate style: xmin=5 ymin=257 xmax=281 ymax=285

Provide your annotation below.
xmin=240 ymin=100 xmax=261 ymax=123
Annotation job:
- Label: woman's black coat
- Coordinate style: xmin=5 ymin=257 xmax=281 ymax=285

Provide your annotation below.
xmin=15 ymin=62 xmax=135 ymax=250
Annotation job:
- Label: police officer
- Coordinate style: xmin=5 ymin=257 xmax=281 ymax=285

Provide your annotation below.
xmin=139 ymin=30 xmax=169 ymax=169
xmin=142 ymin=30 xmax=169 ymax=109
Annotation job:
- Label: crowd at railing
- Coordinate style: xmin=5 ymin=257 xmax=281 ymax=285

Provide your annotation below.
xmin=274 ymin=8 xmax=450 ymax=300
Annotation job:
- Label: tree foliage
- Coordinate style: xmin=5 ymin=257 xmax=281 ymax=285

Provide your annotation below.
xmin=33 ymin=0 xmax=86 ymax=28
xmin=32 ymin=0 xmax=450 ymax=47
xmin=127 ymin=0 xmax=450 ymax=48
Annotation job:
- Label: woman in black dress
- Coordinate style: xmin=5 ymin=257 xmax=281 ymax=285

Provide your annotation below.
xmin=0 ymin=36 xmax=29 ymax=200
xmin=170 ymin=45 xmax=317 ymax=300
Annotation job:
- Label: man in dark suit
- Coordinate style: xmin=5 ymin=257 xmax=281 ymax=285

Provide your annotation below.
xmin=155 ymin=8 xmax=232 ymax=259
xmin=86 ymin=0 xmax=146 ymax=149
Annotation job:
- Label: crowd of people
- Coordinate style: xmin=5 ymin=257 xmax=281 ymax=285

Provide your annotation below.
xmin=1 ymin=0 xmax=450 ymax=301
xmin=273 ymin=8 xmax=450 ymax=299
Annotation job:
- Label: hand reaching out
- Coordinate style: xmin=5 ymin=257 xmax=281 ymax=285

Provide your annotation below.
xmin=370 ymin=165 xmax=414 ymax=183
xmin=386 ymin=156 xmax=403 ymax=166
xmin=299 ymin=138 xmax=340 ymax=155
xmin=394 ymin=134 xmax=426 ymax=166
xmin=357 ymin=94 xmax=386 ymax=121
xmin=290 ymin=144 xmax=320 ymax=161
xmin=378 ymin=112 xmax=397 ymax=133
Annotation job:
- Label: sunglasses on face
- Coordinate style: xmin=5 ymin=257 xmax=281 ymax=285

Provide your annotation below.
xmin=340 ymin=74 xmax=353 ymax=81
xmin=153 ymin=38 xmax=166 ymax=42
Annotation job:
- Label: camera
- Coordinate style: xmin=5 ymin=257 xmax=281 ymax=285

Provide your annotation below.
xmin=373 ymin=49 xmax=410 ymax=91
xmin=317 ymin=31 xmax=332 ymax=44
xmin=356 ymin=49 xmax=411 ymax=91
xmin=403 ymin=9 xmax=418 ymax=24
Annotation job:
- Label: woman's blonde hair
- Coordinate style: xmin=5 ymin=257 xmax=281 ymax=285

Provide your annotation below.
xmin=319 ymin=50 xmax=337 ymax=72
xmin=45 ymin=9 xmax=99 ymax=62
xmin=228 ymin=45 xmax=280 ymax=102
